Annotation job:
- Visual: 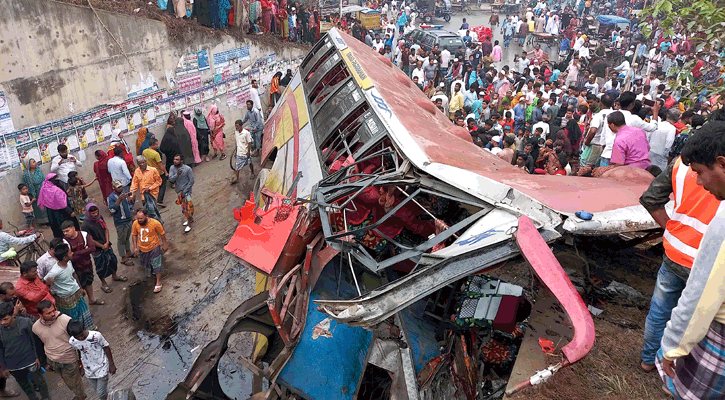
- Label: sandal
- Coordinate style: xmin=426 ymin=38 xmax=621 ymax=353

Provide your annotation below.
xmin=121 ymin=260 xmax=134 ymax=266
xmin=212 ymin=154 xmax=219 ymax=159
xmin=220 ymin=154 xmax=227 ymax=161
xmin=113 ymin=275 xmax=129 ymax=282
xmin=640 ymin=361 xmax=656 ymax=373
xmin=101 ymin=285 xmax=112 ymax=293
xmin=89 ymin=300 xmax=105 ymax=305
xmin=154 ymin=285 xmax=163 ymax=293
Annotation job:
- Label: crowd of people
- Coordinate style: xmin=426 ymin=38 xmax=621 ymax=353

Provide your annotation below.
xmin=343 ymin=0 xmax=720 ymax=182
xmin=343 ymin=1 xmax=725 ymax=398
xmin=0 ymin=77 xmax=273 ymax=396
xmin=164 ymin=0 xmax=322 ymax=43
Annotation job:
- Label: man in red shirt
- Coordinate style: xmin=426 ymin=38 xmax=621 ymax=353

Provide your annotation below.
xmin=14 ymin=261 xmax=54 ymax=320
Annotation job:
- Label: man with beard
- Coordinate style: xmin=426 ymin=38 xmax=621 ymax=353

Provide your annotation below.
xmin=50 ymin=144 xmax=82 ymax=187
xmin=32 ymin=300 xmax=87 ymax=399
xmin=168 ymin=154 xmax=195 ymax=233
xmin=130 ymin=155 xmax=163 ymax=224
xmin=132 ymin=209 xmax=168 ymax=294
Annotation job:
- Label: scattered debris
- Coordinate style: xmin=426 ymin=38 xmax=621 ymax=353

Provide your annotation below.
xmin=312 ymin=318 xmax=333 ymax=339
xmin=602 ymin=281 xmax=648 ymax=305
xmin=538 ymin=338 xmax=555 ymax=354
xmin=588 ymin=305 xmax=604 ymax=316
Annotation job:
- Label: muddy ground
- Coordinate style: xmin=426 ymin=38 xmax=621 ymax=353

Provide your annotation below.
xmin=499 ymin=239 xmax=670 ymax=400
xmin=5 ymin=131 xmax=258 ymax=399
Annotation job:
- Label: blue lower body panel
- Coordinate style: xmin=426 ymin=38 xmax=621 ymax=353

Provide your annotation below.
xmin=278 ymin=261 xmax=374 ymax=400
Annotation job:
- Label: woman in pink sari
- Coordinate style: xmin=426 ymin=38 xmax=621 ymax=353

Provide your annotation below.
xmin=182 ymin=111 xmax=203 ymax=164
xmin=207 ymin=105 xmax=227 ymax=160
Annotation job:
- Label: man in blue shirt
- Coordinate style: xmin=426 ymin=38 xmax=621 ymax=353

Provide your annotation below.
xmin=241 ymin=100 xmax=265 ymax=156
xmin=107 ymin=180 xmax=134 ymax=265
xmin=513 ymin=98 xmax=527 ymax=134
xmin=460 ymin=18 xmax=469 ymax=29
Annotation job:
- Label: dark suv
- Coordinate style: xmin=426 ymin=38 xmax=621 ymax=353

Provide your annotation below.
xmin=403 ymin=28 xmax=465 ymax=52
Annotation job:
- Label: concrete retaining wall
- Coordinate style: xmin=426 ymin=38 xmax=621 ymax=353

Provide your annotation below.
xmin=0 ymin=0 xmax=306 ymax=226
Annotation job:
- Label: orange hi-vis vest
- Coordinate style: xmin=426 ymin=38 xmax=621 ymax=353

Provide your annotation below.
xmin=663 ymin=158 xmax=724 ymax=268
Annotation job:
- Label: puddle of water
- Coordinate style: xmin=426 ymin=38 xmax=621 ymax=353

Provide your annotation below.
xmin=128 ymin=261 xmax=259 ymax=399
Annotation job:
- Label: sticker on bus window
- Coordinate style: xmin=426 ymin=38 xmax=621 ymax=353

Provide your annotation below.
xmin=340 ymin=48 xmax=373 ymax=90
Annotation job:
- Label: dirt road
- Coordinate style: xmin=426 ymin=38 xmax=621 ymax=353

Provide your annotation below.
xmin=6 ymin=140 xmax=258 ymax=399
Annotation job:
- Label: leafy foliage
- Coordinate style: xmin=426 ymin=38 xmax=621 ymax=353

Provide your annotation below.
xmin=639 ymin=0 xmax=725 ymax=101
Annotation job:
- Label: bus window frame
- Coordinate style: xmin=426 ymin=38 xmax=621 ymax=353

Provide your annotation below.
xmin=303 ymin=52 xmax=343 ymax=93
xmin=311 ymin=79 xmax=366 ymax=141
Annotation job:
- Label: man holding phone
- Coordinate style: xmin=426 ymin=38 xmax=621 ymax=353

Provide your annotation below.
xmin=50 ymin=144 xmax=82 ymax=188
xmin=107 ymin=180 xmax=135 ymax=266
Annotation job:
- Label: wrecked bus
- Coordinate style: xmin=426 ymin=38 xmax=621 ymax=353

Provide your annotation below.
xmin=167 ymin=28 xmax=661 ymax=400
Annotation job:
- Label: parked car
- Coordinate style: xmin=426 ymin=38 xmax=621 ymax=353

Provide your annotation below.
xmin=403 ymin=27 xmax=465 ymax=52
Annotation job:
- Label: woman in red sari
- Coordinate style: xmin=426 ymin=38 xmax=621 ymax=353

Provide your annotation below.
xmin=107 ymin=129 xmax=136 ymax=175
xmin=93 ymin=150 xmax=114 ymax=206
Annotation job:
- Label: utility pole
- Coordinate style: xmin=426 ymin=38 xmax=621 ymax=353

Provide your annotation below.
xmin=340 ymin=0 xmax=344 ymax=24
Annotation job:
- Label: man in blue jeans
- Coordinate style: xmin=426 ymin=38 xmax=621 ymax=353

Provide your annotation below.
xmin=638 ymin=147 xmax=724 ymax=371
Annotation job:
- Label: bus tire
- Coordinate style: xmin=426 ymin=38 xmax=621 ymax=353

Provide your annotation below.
xmin=253 ymin=168 xmax=271 ymax=206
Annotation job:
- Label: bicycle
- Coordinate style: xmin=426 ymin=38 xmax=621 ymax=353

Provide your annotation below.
xmin=6 ymin=223 xmax=49 ymax=267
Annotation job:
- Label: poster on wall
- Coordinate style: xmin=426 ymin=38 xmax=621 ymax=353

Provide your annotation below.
xmin=60 ymin=117 xmax=74 ymax=132
xmin=76 ymin=122 xmax=97 ymax=149
xmin=17 ymin=141 xmax=40 ymax=168
xmin=38 ymin=135 xmax=60 ymax=164
xmin=201 ymin=86 xmax=215 ymax=103
xmin=110 ymin=112 xmax=128 ymax=133
xmin=73 ymin=112 xmax=93 ymax=128
xmin=226 ymin=89 xmax=240 ymax=108
xmin=155 ymin=98 xmax=171 ymax=116
xmin=237 ymin=84 xmax=253 ymax=106
xmin=178 ymin=73 xmax=202 ymax=94
xmin=58 ymin=128 xmax=80 ymax=152
xmin=215 ymin=82 xmax=227 ymax=96
xmin=226 ymin=78 xmax=239 ymax=92
xmin=94 ymin=117 xmax=111 ymax=143
xmin=39 ymin=123 xmax=54 ymax=139
xmin=141 ymin=104 xmax=156 ymax=126
xmin=170 ymin=95 xmax=187 ymax=111
xmin=126 ymin=106 xmax=142 ymax=132
xmin=28 ymin=126 xmax=41 ymax=142
xmin=0 ymin=91 xmax=15 ymax=136
xmin=186 ymin=90 xmax=201 ymax=107
xmin=198 ymin=50 xmax=210 ymax=71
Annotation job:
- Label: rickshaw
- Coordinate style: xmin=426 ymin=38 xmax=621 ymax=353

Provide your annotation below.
xmin=528 ymin=32 xmax=560 ymax=50
xmin=595 ymin=15 xmax=630 ymax=35
xmin=418 ymin=0 xmax=452 ymax=23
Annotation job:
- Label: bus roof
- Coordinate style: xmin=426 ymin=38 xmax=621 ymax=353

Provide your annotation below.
xmin=335 ymin=29 xmax=652 ymax=214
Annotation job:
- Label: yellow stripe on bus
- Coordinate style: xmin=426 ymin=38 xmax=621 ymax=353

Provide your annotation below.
xmin=341 ymin=48 xmax=373 ymax=90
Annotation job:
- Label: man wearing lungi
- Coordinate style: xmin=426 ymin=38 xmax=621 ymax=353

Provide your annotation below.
xmin=132 ymin=209 xmax=168 ymax=294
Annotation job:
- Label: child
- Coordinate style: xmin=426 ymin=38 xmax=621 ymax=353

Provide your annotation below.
xmin=66 ymin=176 xmax=95 ymax=221
xmin=67 ymin=319 xmax=116 ymax=400
xmin=501 ymin=111 xmax=515 ymax=133
xmin=18 ymin=184 xmax=35 ymax=229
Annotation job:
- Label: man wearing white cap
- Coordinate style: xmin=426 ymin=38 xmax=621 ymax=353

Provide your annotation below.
xmin=431 ymin=83 xmax=449 ymax=115
xmin=488 ymin=136 xmax=503 ymax=155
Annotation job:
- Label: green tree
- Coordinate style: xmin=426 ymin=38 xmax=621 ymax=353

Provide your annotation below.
xmin=639 ymin=0 xmax=725 ymax=101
